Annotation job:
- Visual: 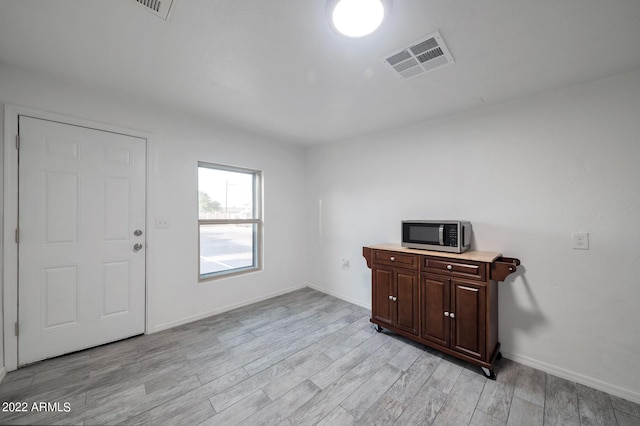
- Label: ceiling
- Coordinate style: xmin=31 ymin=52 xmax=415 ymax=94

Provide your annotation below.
xmin=0 ymin=0 xmax=639 ymax=145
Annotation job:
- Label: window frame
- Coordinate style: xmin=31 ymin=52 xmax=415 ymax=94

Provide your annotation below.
xmin=197 ymin=161 xmax=263 ymax=281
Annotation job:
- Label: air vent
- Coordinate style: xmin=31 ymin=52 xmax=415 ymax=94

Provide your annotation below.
xmin=384 ymin=31 xmax=454 ymax=80
xmin=125 ymin=0 xmax=176 ymax=20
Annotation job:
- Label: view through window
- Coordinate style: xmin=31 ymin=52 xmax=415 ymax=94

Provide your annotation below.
xmin=198 ymin=162 xmax=262 ymax=279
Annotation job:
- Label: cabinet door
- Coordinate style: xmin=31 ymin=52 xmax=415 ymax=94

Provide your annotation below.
xmin=395 ymin=270 xmax=419 ymax=335
xmin=372 ymin=267 xmax=394 ymax=326
xmin=421 ymin=274 xmax=450 ymax=347
xmin=451 ymin=280 xmax=486 ymax=360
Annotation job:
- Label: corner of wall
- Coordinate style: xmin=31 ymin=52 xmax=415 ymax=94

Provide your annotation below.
xmin=304 ymin=282 xmax=371 ymax=310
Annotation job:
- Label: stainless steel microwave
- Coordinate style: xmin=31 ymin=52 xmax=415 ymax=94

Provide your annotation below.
xmin=401 ymin=220 xmax=471 ymax=253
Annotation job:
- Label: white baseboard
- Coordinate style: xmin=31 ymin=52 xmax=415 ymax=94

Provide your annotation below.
xmin=151 ymin=283 xmax=307 ymax=333
xmin=0 ymin=367 xmax=7 ymax=383
xmin=304 ymin=282 xmax=371 ymax=310
xmin=149 ymin=281 xmax=640 ymax=405
xmin=303 ymin=284 xmax=640 ymax=404
xmin=502 ymin=351 xmax=640 ymax=404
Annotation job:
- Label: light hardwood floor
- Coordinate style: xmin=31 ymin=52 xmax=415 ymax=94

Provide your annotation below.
xmin=1 ymin=288 xmax=639 ymax=425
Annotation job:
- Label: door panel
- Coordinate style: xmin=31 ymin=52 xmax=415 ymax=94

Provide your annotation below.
xmin=421 ymin=274 xmax=450 ymax=347
xmin=43 ymin=266 xmax=79 ymax=328
xmin=103 ymin=261 xmax=131 ymax=316
xmin=451 ymin=280 xmax=486 ymax=359
xmin=43 ymin=172 xmax=79 ymax=243
xmin=18 ymin=116 xmax=146 ymax=365
xmin=395 ymin=270 xmax=418 ymax=335
xmin=104 ymin=177 xmax=131 ymax=240
xmin=372 ymin=267 xmax=394 ymax=326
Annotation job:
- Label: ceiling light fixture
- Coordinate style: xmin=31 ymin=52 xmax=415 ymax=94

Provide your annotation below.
xmin=327 ymin=0 xmax=390 ymax=38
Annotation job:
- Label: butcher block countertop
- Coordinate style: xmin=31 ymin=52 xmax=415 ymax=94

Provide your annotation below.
xmin=363 ymin=243 xmax=502 ymax=263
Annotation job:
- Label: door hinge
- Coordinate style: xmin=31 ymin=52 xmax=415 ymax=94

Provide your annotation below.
xmin=16 ymin=134 xmax=20 ymax=150
xmin=15 ymin=322 xmax=19 ymax=337
xmin=15 ymin=228 xmax=20 ymax=244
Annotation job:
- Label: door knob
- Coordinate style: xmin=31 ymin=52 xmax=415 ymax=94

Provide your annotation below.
xmin=134 ymin=229 xmax=143 ymax=236
xmin=133 ymin=243 xmax=143 ymax=252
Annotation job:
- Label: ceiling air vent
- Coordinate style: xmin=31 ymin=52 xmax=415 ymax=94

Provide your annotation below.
xmin=384 ymin=31 xmax=454 ymax=80
xmin=125 ymin=0 xmax=176 ymax=20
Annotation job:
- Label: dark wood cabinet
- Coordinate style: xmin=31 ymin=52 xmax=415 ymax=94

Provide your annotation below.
xmin=421 ymin=274 xmax=487 ymax=359
xmin=372 ymin=267 xmax=394 ymax=326
xmin=420 ymin=274 xmax=450 ymax=347
xmin=363 ymin=244 xmax=520 ymax=379
xmin=371 ymin=257 xmax=419 ymax=335
xmin=395 ymin=269 xmax=419 ymax=335
xmin=450 ymin=278 xmax=486 ymax=360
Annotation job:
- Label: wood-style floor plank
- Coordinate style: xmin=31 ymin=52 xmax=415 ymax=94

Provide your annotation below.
xmin=0 ymin=287 xmax=639 ymax=426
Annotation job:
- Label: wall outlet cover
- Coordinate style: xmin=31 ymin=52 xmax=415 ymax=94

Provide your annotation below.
xmin=571 ymin=232 xmax=589 ymax=250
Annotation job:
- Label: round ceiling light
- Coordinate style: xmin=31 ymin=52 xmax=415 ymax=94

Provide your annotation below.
xmin=329 ymin=0 xmax=388 ymax=38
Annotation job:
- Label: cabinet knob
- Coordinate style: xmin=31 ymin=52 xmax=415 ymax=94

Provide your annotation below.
xmin=392 ymin=296 xmax=397 ymax=302
xmin=390 ymin=256 xmax=395 ymax=261
xmin=449 ymin=313 xmax=455 ymax=319
xmin=388 ymin=295 xmax=393 ymax=300
xmin=446 ymin=265 xmax=453 ymax=270
xmin=444 ymin=311 xmax=450 ymax=317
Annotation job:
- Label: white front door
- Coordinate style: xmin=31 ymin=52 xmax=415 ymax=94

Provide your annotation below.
xmin=18 ymin=116 xmax=146 ymax=365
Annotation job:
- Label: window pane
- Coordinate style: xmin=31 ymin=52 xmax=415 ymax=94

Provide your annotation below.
xmin=197 ymin=162 xmax=261 ymax=280
xmin=200 ymin=223 xmax=256 ymax=276
xmin=198 ymin=167 xmax=254 ymax=220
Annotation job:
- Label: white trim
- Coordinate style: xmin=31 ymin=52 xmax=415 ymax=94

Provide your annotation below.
xmin=197 ymin=161 xmax=263 ymax=282
xmin=144 ymin=130 xmax=156 ymax=334
xmin=151 ymin=283 xmax=306 ymax=333
xmin=2 ymin=104 xmax=154 ymax=371
xmin=502 ymin=351 xmax=640 ymax=404
xmin=305 ymin=280 xmax=640 ymax=405
xmin=304 ymin=282 xmax=371 ymax=310
xmin=3 ymin=105 xmax=20 ymax=371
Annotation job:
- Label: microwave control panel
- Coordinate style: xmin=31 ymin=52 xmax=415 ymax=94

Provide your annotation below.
xmin=445 ymin=224 xmax=458 ymax=246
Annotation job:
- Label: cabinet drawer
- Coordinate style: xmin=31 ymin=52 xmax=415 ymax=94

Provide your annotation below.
xmin=372 ymin=250 xmax=418 ymax=270
xmin=422 ymin=256 xmax=486 ymax=281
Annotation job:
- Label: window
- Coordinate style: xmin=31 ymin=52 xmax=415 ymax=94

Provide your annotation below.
xmin=198 ymin=162 xmax=262 ymax=280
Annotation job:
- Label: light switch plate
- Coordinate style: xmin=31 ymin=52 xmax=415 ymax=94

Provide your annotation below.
xmin=571 ymin=232 xmax=589 ymax=250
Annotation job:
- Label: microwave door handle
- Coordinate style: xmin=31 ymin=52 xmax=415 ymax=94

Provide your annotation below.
xmin=439 ymin=225 xmax=444 ymax=246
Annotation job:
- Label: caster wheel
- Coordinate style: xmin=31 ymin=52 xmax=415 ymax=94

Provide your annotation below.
xmin=375 ymin=325 xmax=383 ymax=333
xmin=496 ymin=352 xmax=503 ymax=361
xmin=481 ymin=367 xmax=497 ymax=380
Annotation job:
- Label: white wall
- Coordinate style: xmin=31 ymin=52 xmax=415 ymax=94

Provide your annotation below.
xmin=306 ymin=70 xmax=640 ymax=402
xmin=3 ymin=59 xmax=640 ymax=404
xmin=0 ymin=63 xmax=308 ymax=338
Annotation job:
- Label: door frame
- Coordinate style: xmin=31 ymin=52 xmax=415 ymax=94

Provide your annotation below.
xmin=3 ymin=104 xmax=154 ymax=371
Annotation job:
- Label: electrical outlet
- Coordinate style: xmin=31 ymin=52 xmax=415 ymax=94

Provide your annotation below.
xmin=156 ymin=217 xmax=170 ymax=229
xmin=571 ymin=232 xmax=589 ymax=250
